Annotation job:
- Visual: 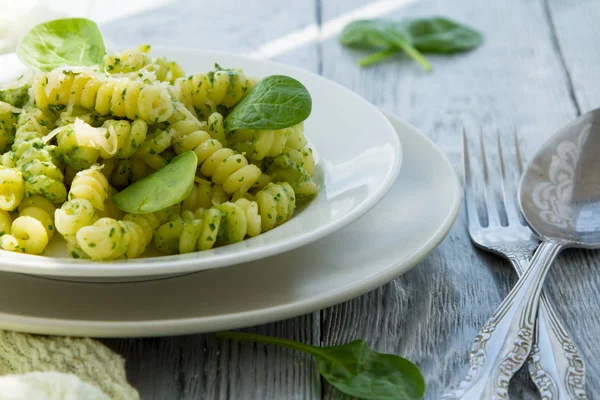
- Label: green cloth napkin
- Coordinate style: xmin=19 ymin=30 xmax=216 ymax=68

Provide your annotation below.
xmin=0 ymin=331 xmax=138 ymax=399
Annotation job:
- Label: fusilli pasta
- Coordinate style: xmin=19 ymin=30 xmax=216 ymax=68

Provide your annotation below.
xmin=104 ymin=46 xmax=185 ymax=84
xmin=153 ymin=182 xmax=295 ymax=255
xmin=229 ymin=123 xmax=305 ymax=161
xmin=34 ymin=69 xmax=174 ymax=124
xmin=181 ymin=178 xmax=229 ymax=211
xmin=0 ymin=44 xmax=317 ymax=260
xmin=0 ymin=101 xmax=19 ymax=153
xmin=0 ymin=195 xmax=56 ymax=254
xmin=76 ymin=208 xmax=176 ymax=260
xmin=13 ymin=108 xmax=67 ymax=204
xmin=173 ymin=127 xmax=261 ymax=195
xmin=173 ymin=64 xmax=256 ymax=117
xmin=55 ymin=165 xmax=110 ymax=237
xmin=0 ymin=166 xmax=24 ymax=211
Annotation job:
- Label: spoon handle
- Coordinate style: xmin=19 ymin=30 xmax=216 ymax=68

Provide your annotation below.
xmin=511 ymin=257 xmax=587 ymax=400
xmin=442 ymin=240 xmax=563 ymax=400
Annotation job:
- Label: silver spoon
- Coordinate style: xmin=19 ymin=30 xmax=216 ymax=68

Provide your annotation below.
xmin=445 ymin=110 xmax=598 ymax=399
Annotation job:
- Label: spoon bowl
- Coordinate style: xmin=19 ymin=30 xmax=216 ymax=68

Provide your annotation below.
xmin=519 ymin=108 xmax=600 ymax=248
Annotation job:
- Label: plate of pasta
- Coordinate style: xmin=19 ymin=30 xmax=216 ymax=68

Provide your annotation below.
xmin=0 ymin=19 xmax=401 ymax=279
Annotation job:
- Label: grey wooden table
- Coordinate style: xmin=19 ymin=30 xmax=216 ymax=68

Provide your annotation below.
xmin=99 ymin=0 xmax=600 ymax=398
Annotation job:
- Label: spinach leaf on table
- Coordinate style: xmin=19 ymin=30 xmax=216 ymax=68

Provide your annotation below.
xmin=340 ymin=17 xmax=483 ymax=69
xmin=217 ymin=330 xmax=425 ymax=400
xmin=403 ymin=18 xmax=484 ymax=53
xmin=341 ymin=19 xmax=432 ymax=70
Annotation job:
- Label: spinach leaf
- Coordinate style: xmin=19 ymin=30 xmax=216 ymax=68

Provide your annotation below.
xmin=112 ymin=151 xmax=197 ymax=214
xmin=341 ymin=20 xmax=431 ymax=71
xmin=404 ymin=18 xmax=483 ymax=53
xmin=217 ymin=331 xmax=425 ymax=400
xmin=17 ymin=18 xmax=106 ymax=72
xmin=224 ymin=75 xmax=312 ymax=131
xmin=340 ymin=20 xmax=407 ymax=49
xmin=340 ymin=17 xmax=483 ymax=69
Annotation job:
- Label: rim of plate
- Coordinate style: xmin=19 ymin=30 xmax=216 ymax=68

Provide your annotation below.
xmin=0 ymin=111 xmax=462 ymax=337
xmin=0 ymin=49 xmax=402 ymax=277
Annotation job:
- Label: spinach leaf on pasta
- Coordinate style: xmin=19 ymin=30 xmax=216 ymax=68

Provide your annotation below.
xmin=224 ymin=75 xmax=312 ymax=131
xmin=112 ymin=151 xmax=197 ymax=214
xmin=17 ymin=18 xmax=106 ymax=72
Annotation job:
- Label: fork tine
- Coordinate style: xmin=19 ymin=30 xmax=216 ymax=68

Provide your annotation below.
xmin=497 ymin=131 xmax=521 ymax=224
xmin=513 ymin=132 xmax=529 ymax=226
xmin=514 ymin=130 xmax=525 ymax=177
xmin=479 ymin=129 xmax=502 ymax=227
xmin=463 ymin=129 xmax=482 ymax=231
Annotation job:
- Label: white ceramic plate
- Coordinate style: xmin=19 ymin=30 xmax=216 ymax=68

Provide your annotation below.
xmin=0 ymin=50 xmax=401 ymax=278
xmin=0 ymin=112 xmax=461 ymax=337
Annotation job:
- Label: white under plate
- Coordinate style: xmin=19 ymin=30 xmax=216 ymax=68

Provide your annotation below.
xmin=0 ymin=49 xmax=401 ymax=279
xmin=0 ymin=112 xmax=461 ymax=337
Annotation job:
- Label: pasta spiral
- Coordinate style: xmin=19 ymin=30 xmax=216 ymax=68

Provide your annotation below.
xmin=13 ymin=108 xmax=67 ymax=204
xmin=0 ymin=166 xmax=24 ymax=211
xmin=104 ymin=49 xmax=151 ymax=74
xmin=229 ymin=123 xmax=304 ymax=161
xmin=56 ymin=107 xmax=106 ymax=128
xmin=104 ymin=47 xmax=185 ymax=84
xmin=153 ymin=204 xmax=235 ymax=254
xmin=76 ymin=210 xmax=174 ymax=260
xmin=132 ymin=128 xmax=172 ymax=171
xmin=53 ymin=118 xmax=149 ymax=175
xmin=181 ymin=178 xmax=229 ymax=211
xmin=254 ymin=182 xmax=296 ymax=232
xmin=0 ymin=210 xmax=11 ymax=235
xmin=53 ymin=123 xmax=103 ymax=170
xmin=152 ymin=57 xmax=186 ymax=84
xmin=101 ymin=119 xmax=149 ymax=159
xmin=55 ymin=166 xmax=110 ymax=237
xmin=173 ymin=64 xmax=255 ymax=117
xmin=34 ymin=69 xmax=174 ymax=124
xmin=266 ymin=154 xmax=318 ymax=198
xmin=0 ymin=195 xmax=56 ymax=254
xmin=0 ymin=101 xmax=19 ymax=153
xmin=168 ymin=103 xmax=205 ymax=137
xmin=168 ymin=105 xmax=225 ymax=147
xmin=173 ymin=127 xmax=261 ymax=195
xmin=100 ymin=157 xmax=149 ymax=188
xmin=154 ymin=182 xmax=295 ymax=255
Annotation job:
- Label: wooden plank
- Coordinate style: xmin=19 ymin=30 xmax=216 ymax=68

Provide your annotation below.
xmin=99 ymin=0 xmax=319 ymax=72
xmin=546 ymin=0 xmax=600 ymax=114
xmin=319 ymin=0 xmax=599 ymax=398
xmin=103 ymin=316 xmax=320 ymax=399
xmin=100 ymin=0 xmax=322 ymax=398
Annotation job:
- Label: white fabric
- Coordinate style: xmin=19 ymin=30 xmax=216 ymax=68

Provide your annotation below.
xmin=0 ymin=372 xmax=109 ymax=400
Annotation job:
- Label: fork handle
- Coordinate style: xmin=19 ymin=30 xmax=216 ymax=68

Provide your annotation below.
xmin=442 ymin=240 xmax=564 ymax=400
xmin=511 ymin=256 xmax=587 ymax=400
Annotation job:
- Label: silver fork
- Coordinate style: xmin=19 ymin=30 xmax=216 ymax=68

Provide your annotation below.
xmin=443 ymin=131 xmax=586 ymax=399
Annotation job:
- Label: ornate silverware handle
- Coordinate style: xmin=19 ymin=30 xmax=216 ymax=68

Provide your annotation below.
xmin=510 ymin=257 xmax=588 ymax=399
xmin=530 ymin=294 xmax=587 ymax=399
xmin=443 ymin=240 xmax=563 ymax=400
